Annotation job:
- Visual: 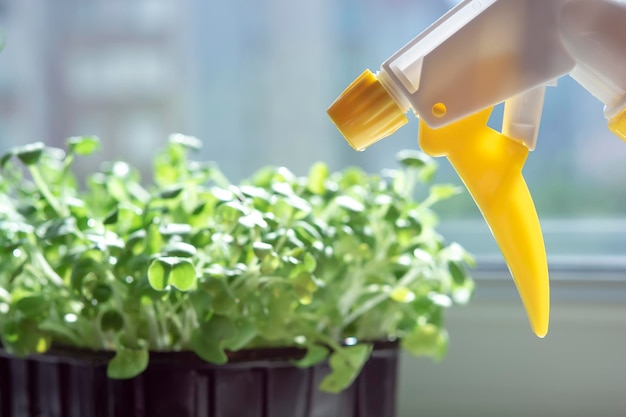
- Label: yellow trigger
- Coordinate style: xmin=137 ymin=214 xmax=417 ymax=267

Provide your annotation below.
xmin=419 ymin=106 xmax=550 ymax=338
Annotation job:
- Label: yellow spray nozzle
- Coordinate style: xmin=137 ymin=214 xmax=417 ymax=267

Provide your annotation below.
xmin=419 ymin=107 xmax=550 ymax=338
xmin=327 ymin=69 xmax=408 ymax=151
xmin=609 ymin=107 xmax=626 ymax=142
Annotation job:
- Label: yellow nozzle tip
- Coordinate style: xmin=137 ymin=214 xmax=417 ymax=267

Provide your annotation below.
xmin=419 ymin=107 xmax=550 ymax=339
xmin=609 ymin=107 xmax=626 ymax=142
xmin=327 ymin=69 xmax=408 ymax=151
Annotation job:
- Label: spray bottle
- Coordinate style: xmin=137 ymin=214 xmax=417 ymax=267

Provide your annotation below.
xmin=327 ymin=0 xmax=626 ymax=338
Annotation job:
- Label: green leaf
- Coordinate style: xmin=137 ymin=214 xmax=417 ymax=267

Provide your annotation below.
xmin=292 ymin=272 xmax=320 ymax=297
xmin=211 ymin=187 xmax=234 ymax=202
xmin=0 ymin=287 xmax=10 ymax=303
xmin=0 ymin=150 xmax=12 ymax=167
xmin=319 ymin=344 xmax=372 ymax=393
xmin=1 ymin=318 xmax=50 ymax=356
xmin=401 ymin=324 xmax=448 ymax=360
xmin=338 ymin=167 xmax=367 ymax=188
xmin=429 ymin=184 xmax=462 ymax=202
xmin=37 ymin=218 xmax=78 ymax=240
xmin=335 ymin=195 xmax=365 ymax=213
xmin=103 ymin=209 xmax=119 ymax=225
xmin=191 ymin=315 xmax=235 ymax=364
xmin=203 ymin=278 xmax=237 ymax=314
xmin=162 ymin=241 xmax=197 ymax=258
xmin=38 ymin=320 xmax=82 ymax=346
xmin=271 ymin=198 xmax=294 ymax=220
xmin=292 ymin=344 xmax=329 ymax=368
xmin=428 ymin=293 xmax=453 ymax=308
xmin=274 ymin=167 xmax=296 ymax=184
xmin=147 ymin=258 xmax=168 ymax=291
xmin=101 ymin=309 xmax=125 ymax=332
xmin=307 ymin=162 xmax=329 ymax=195
xmin=154 ymin=161 xmax=179 ymax=185
xmin=451 ymin=278 xmax=475 ymax=305
xmin=159 ymin=223 xmax=192 ymax=237
xmin=107 ymin=347 xmax=149 ymax=379
xmin=13 ymin=142 xmax=45 ymax=165
xmin=260 ymin=253 xmax=280 ymax=274
xmin=390 ymin=287 xmax=416 ymax=303
xmin=302 ymin=252 xmax=317 ymax=272
xmin=238 ymin=211 xmax=268 ymax=228
xmin=169 ymin=133 xmax=202 ymax=151
xmin=107 ymin=177 xmax=128 ymax=201
xmin=67 ymin=136 xmax=101 ymax=156
xmin=189 ymin=290 xmax=212 ymax=320
xmin=252 ymin=241 xmax=273 ymax=259
xmin=2 ymin=319 xmax=20 ymax=344
xmin=158 ymin=185 xmax=184 ymax=199
xmin=257 ymin=290 xmax=293 ymax=340
xmin=146 ymin=223 xmax=164 ymax=254
xmin=71 ymin=258 xmax=104 ymax=292
xmin=14 ymin=295 xmax=48 ymax=317
xmin=219 ymin=201 xmax=248 ymax=220
xmin=225 ymin=318 xmax=257 ymax=351
xmin=148 ymin=256 xmax=196 ymax=291
xmin=169 ymin=259 xmax=197 ymax=291
xmin=448 ymin=260 xmax=467 ymax=285
xmin=249 ymin=166 xmax=275 ymax=187
xmin=293 ymin=221 xmax=322 ymax=245
xmin=125 ymin=229 xmax=146 ymax=248
xmin=396 ymin=149 xmax=432 ymax=168
xmin=92 ymin=283 xmax=113 ymax=303
xmin=419 ymin=161 xmax=437 ymax=183
xmin=239 ymin=184 xmax=269 ymax=199
xmin=442 ymin=242 xmax=475 ymax=265
xmin=191 ymin=330 xmax=228 ymax=364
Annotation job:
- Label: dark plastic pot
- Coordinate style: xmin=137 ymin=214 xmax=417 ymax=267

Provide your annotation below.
xmin=0 ymin=340 xmax=398 ymax=417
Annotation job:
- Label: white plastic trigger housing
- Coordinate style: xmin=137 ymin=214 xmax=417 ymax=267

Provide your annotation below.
xmin=376 ymin=0 xmax=576 ymax=129
xmin=558 ymin=0 xmax=626 ymax=120
xmin=503 ymin=85 xmax=547 ymax=151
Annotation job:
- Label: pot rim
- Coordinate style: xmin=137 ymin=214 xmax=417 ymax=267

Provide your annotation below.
xmin=0 ymin=338 xmax=399 ymax=369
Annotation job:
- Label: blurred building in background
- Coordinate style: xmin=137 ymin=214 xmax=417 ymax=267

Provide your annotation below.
xmin=0 ymin=0 xmax=454 ymax=181
xmin=0 ymin=0 xmax=190 ymax=170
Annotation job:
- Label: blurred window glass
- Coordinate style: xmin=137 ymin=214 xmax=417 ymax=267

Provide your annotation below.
xmin=0 ymin=0 xmax=625 ymax=258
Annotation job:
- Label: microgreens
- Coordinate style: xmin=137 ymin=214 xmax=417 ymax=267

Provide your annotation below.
xmin=0 ymin=135 xmax=474 ymax=392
